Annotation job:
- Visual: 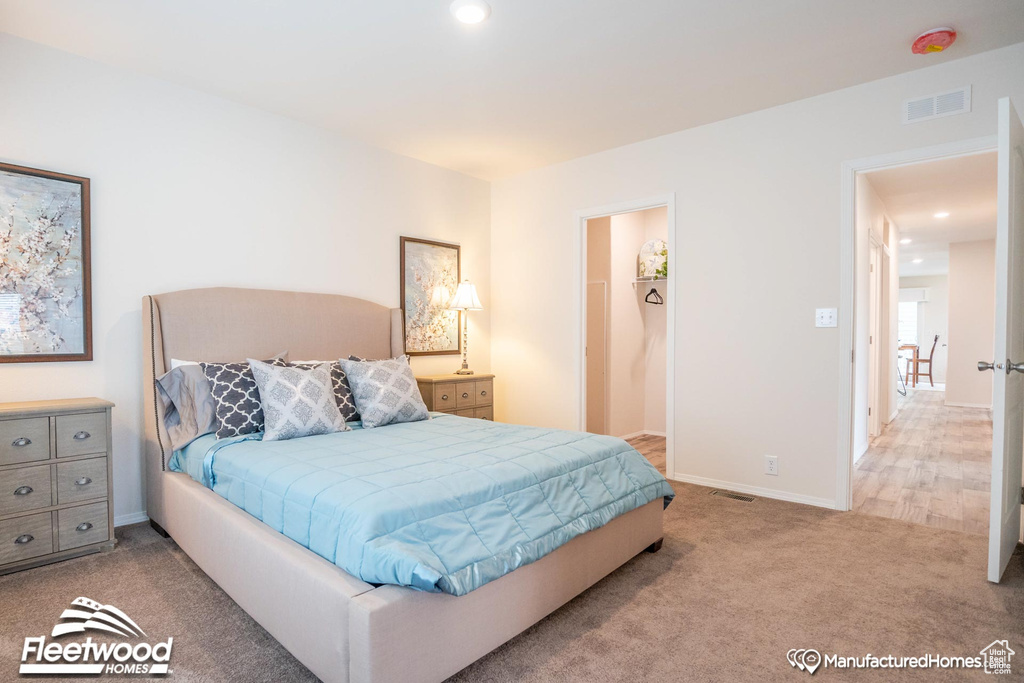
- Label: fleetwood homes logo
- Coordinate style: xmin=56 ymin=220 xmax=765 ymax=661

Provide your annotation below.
xmin=20 ymin=597 xmax=173 ymax=676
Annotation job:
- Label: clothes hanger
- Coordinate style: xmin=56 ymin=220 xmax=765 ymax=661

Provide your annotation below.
xmin=644 ymin=287 xmax=663 ymax=305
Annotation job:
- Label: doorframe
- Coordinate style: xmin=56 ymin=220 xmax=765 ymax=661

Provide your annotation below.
xmin=836 ymin=137 xmax=996 ymax=511
xmin=575 ymin=194 xmax=677 ymax=478
xmin=868 ymin=234 xmax=882 ymax=439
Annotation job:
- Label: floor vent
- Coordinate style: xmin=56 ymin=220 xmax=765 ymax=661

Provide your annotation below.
xmin=902 ymin=86 xmax=971 ymax=124
xmin=710 ymin=490 xmax=755 ymax=502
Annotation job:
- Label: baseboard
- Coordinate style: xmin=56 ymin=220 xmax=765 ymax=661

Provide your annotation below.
xmin=944 ymin=401 xmax=992 ymax=409
xmin=887 ymin=409 xmax=899 ymax=424
xmin=853 ymin=442 xmax=869 ymax=464
xmin=619 ymin=430 xmax=665 ymax=440
xmin=114 ymin=511 xmax=150 ymax=527
xmin=670 ymin=472 xmax=836 ymax=510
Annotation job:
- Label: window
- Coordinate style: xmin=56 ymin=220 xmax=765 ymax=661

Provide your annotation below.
xmin=898 ymin=301 xmax=918 ymax=345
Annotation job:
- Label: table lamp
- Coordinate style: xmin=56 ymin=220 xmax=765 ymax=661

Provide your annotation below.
xmin=448 ymin=280 xmax=482 ymax=375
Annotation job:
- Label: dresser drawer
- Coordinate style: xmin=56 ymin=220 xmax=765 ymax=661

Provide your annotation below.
xmin=474 ymin=406 xmax=494 ymax=421
xmin=455 ymin=383 xmax=477 ymax=408
xmin=474 ymin=380 xmax=493 ymax=405
xmin=57 ymin=457 xmax=108 ymax=505
xmin=0 ymin=465 xmax=53 ymax=516
xmin=0 ymin=512 xmax=53 ymax=565
xmin=56 ymin=413 xmax=107 ymax=458
xmin=432 ymin=384 xmax=457 ymax=412
xmin=455 ymin=408 xmax=476 ymax=417
xmin=58 ymin=501 xmax=109 ymax=551
xmin=0 ymin=417 xmax=50 ymax=466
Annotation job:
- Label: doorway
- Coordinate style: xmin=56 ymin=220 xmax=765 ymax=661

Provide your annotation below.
xmin=577 ymin=195 xmax=675 ymax=478
xmin=849 ymin=149 xmax=999 ymax=535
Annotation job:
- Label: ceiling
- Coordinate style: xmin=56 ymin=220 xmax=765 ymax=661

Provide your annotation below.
xmin=1 ymin=1 xmax=1023 ymax=180
xmin=864 ymin=151 xmax=997 ymax=277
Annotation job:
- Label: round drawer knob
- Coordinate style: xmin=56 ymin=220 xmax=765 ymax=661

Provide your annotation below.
xmin=73 ymin=431 xmax=91 ymax=441
xmin=11 ymin=437 xmax=31 ymax=447
xmin=480 ymin=390 xmax=487 ymax=396
xmin=13 ymin=486 xmax=33 ymax=496
xmin=75 ymin=477 xmax=93 ymax=486
xmin=76 ymin=522 xmax=94 ymax=532
xmin=482 ymin=417 xmax=491 ymax=421
xmin=462 ymin=392 xmax=469 ymax=399
xmin=14 ymin=534 xmax=33 ymax=545
xmin=441 ymin=395 xmax=449 ymax=401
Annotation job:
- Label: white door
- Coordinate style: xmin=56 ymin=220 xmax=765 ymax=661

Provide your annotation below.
xmin=987 ymin=97 xmax=1024 ymax=583
xmin=586 ymin=282 xmax=608 ymax=434
xmin=868 ymin=244 xmax=881 ymax=436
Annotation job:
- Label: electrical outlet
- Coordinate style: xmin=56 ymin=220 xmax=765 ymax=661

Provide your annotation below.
xmin=815 ymin=308 xmax=837 ymax=328
xmin=765 ymin=455 xmax=779 ymax=476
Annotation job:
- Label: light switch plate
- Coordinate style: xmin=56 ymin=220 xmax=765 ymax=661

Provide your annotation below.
xmin=815 ymin=308 xmax=838 ymax=328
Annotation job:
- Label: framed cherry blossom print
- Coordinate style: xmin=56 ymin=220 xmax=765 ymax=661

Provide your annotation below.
xmin=0 ymin=163 xmax=92 ymax=362
xmin=400 ymin=237 xmax=461 ymax=356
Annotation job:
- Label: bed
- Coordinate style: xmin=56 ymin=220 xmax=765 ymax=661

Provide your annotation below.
xmin=142 ymin=287 xmax=668 ymax=683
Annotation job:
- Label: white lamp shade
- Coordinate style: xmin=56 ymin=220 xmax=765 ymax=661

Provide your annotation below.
xmin=448 ymin=281 xmax=483 ymax=310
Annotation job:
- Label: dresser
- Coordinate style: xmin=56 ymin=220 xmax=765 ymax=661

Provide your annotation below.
xmin=0 ymin=398 xmax=115 ymax=575
xmin=416 ymin=374 xmax=494 ymax=420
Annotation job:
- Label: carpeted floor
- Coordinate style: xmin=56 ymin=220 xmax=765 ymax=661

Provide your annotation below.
xmin=1 ymin=483 xmax=1021 ymax=681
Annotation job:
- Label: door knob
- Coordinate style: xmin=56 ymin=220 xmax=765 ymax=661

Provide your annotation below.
xmin=1009 ymin=361 xmax=1024 ymax=374
xmin=978 ymin=361 xmax=996 ymax=372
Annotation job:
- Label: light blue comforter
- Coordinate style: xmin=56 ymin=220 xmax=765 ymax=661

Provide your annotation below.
xmin=171 ymin=414 xmax=674 ymax=595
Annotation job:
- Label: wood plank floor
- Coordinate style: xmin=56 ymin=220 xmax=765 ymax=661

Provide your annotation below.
xmin=853 ymin=389 xmax=992 ymax=535
xmin=627 ymin=434 xmax=666 ymax=474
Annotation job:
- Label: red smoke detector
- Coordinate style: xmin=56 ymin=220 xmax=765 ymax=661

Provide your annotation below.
xmin=912 ymin=27 xmax=957 ymax=54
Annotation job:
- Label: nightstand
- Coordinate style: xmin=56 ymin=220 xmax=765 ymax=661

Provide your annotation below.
xmin=0 ymin=398 xmax=115 ymax=574
xmin=417 ymin=374 xmax=494 ymax=420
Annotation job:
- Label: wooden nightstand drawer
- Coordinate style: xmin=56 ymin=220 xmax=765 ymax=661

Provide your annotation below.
xmin=455 ymin=384 xmax=477 ymax=408
xmin=0 ymin=465 xmax=53 ymax=516
xmin=455 ymin=409 xmax=476 ymax=417
xmin=474 ymin=380 xmax=493 ymax=405
xmin=432 ymin=384 xmax=457 ymax=412
xmin=474 ymin=406 xmax=494 ymax=421
xmin=56 ymin=413 xmax=107 ymax=458
xmin=57 ymin=457 xmax=108 ymax=504
xmin=0 ymin=512 xmax=53 ymax=564
xmin=0 ymin=418 xmax=50 ymax=466
xmin=58 ymin=502 xmax=109 ymax=551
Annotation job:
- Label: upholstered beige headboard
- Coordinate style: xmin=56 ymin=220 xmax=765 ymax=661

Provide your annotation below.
xmin=142 ymin=287 xmax=403 ymax=528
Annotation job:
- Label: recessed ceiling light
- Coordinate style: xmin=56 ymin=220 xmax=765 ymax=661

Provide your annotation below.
xmin=451 ymin=0 xmax=490 ymax=24
xmin=934 ymin=211 xmax=950 ymax=218
xmin=900 ymin=238 xmax=912 ymax=245
xmin=912 ymin=258 xmax=924 ymax=264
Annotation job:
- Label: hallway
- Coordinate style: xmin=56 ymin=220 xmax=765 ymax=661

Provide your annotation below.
xmin=853 ymin=389 xmax=992 ymax=535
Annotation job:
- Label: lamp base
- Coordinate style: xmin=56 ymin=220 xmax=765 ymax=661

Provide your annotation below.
xmin=454 ymin=368 xmax=475 ymax=375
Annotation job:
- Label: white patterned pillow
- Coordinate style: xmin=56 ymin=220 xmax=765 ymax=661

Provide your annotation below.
xmin=339 ymin=356 xmax=429 ymax=429
xmin=248 ymin=359 xmax=350 ymax=441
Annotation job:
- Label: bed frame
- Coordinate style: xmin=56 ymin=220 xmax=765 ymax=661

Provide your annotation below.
xmin=142 ymin=287 xmax=664 ymax=683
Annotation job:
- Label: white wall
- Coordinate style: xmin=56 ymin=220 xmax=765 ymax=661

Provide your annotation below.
xmin=607 ymin=211 xmax=647 ymax=437
xmin=491 ymin=42 xmax=1024 ymax=508
xmin=946 ymin=240 xmax=996 ymax=408
xmin=853 ymin=174 xmax=899 ymax=458
xmin=0 ymin=35 xmax=491 ymax=525
xmin=899 ymin=275 xmax=949 ymax=384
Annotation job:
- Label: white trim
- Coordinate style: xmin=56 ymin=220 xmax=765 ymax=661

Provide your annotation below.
xmin=575 ymin=194 xmax=677 ymax=478
xmin=837 ymin=135 xmax=997 ymax=511
xmin=671 ymin=472 xmax=837 ymax=510
xmin=115 ymin=511 xmax=149 ymax=527
xmin=887 ymin=408 xmax=899 ymax=423
xmin=944 ymin=401 xmax=993 ymax=410
xmin=619 ymin=429 xmax=667 ymax=440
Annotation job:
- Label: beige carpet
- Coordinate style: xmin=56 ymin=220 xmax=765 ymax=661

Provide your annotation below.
xmin=0 ymin=483 xmax=1021 ymax=682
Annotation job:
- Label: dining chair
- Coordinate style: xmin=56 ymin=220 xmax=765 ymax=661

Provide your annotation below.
xmin=911 ymin=335 xmax=939 ymax=388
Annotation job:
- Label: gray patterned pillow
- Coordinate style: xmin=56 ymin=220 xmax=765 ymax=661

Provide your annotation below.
xmin=290 ymin=361 xmax=360 ymax=423
xmin=201 ymin=357 xmax=287 ymax=439
xmin=248 ymin=359 xmax=349 ymax=441
xmin=339 ymin=356 xmax=429 ymax=429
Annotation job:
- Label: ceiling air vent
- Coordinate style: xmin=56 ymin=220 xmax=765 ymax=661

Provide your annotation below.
xmin=902 ymin=86 xmax=971 ymax=124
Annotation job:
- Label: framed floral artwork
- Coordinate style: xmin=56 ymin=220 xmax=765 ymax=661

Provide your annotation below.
xmin=0 ymin=162 xmax=92 ymax=362
xmin=400 ymin=237 xmax=460 ymax=356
